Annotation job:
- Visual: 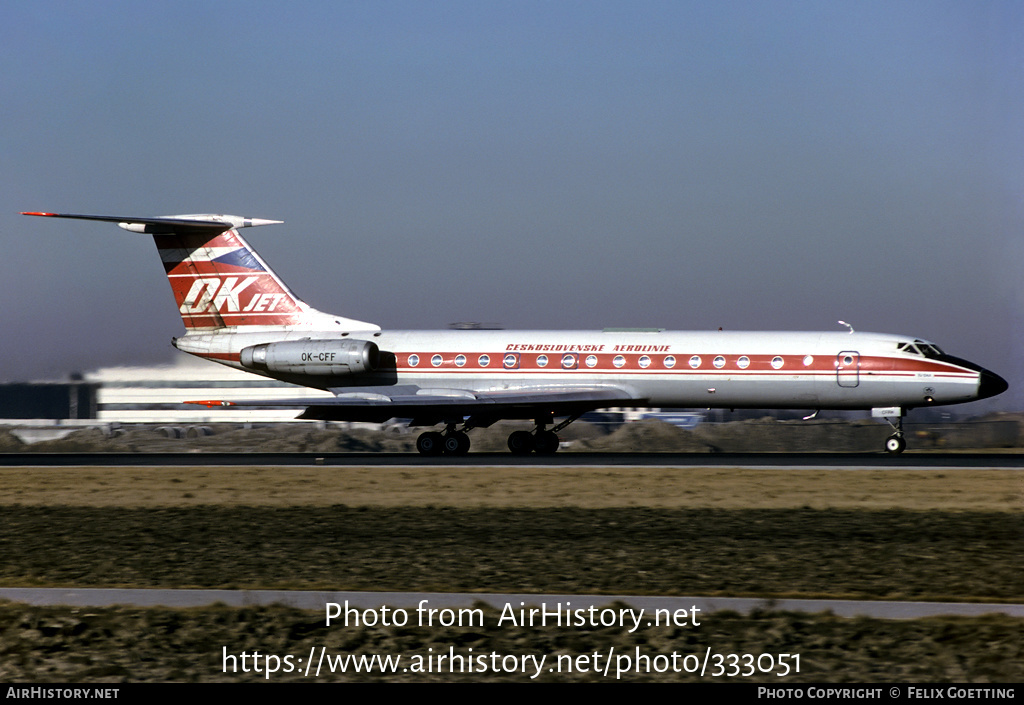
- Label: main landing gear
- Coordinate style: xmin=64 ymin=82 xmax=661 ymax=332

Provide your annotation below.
xmin=416 ymin=427 xmax=471 ymax=456
xmin=507 ymin=413 xmax=581 ymax=455
xmin=414 ymin=414 xmax=581 ymax=456
xmin=507 ymin=429 xmax=559 ymax=455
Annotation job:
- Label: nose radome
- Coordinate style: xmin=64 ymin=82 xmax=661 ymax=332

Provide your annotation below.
xmin=979 ymin=369 xmax=1009 ymax=400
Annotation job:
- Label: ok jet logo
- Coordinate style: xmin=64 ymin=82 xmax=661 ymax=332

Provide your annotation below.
xmin=179 ymin=276 xmax=259 ymax=314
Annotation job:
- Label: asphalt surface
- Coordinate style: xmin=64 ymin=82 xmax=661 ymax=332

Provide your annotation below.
xmin=2 ymin=588 xmax=1022 ymax=620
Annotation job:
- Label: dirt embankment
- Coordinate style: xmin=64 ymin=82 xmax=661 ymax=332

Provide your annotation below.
xmin=4 ymin=414 xmax=1023 ymax=453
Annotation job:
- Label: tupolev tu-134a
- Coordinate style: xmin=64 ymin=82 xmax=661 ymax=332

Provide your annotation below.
xmin=22 ymin=211 xmax=1007 ymax=455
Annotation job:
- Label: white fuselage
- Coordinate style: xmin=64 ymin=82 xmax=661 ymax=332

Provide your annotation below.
xmin=174 ymin=328 xmax=991 ymax=411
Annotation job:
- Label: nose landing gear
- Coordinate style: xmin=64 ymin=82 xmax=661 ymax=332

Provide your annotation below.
xmin=885 ymin=433 xmax=906 ymax=454
xmin=877 ymin=410 xmax=907 ymax=454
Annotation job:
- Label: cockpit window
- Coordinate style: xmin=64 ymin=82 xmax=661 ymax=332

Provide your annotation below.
xmin=916 ymin=340 xmax=944 ymax=359
xmin=898 ymin=340 xmax=945 ymax=359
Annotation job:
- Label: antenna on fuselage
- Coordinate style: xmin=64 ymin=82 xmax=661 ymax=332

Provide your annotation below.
xmin=837 ymin=320 xmax=854 ymax=334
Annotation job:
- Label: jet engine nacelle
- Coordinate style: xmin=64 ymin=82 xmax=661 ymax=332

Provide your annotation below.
xmin=240 ymin=339 xmax=380 ymax=376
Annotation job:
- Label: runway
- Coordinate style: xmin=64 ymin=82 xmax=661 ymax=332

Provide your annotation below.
xmin=1 ymin=451 xmax=1022 ymax=467
xmin=2 ymin=587 xmax=1022 ymax=620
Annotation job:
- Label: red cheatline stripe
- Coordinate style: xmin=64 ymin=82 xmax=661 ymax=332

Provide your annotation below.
xmin=385 ymin=352 xmax=970 ymax=374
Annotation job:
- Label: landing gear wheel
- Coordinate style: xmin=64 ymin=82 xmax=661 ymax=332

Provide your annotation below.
xmin=443 ymin=431 xmax=471 ymax=455
xmin=508 ymin=430 xmax=535 ymax=455
xmin=533 ymin=430 xmax=560 ymax=455
xmin=416 ymin=431 xmax=445 ymax=456
xmin=885 ymin=435 xmax=906 ymax=454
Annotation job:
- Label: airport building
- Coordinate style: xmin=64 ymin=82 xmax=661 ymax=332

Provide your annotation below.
xmin=1 ymin=356 xmax=333 ymax=426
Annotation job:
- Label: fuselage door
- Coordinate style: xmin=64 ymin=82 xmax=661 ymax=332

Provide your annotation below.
xmin=836 ymin=351 xmax=860 ymax=388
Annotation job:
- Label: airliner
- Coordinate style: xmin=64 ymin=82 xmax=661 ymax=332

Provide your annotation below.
xmin=22 ymin=212 xmax=1007 ymax=455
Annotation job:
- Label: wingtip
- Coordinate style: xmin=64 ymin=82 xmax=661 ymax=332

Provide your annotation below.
xmin=184 ymin=400 xmax=235 ymax=407
xmin=21 ymin=211 xmax=55 ymax=217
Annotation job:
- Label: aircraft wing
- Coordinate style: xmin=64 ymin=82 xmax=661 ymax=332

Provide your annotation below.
xmin=188 ymin=384 xmax=640 ymax=425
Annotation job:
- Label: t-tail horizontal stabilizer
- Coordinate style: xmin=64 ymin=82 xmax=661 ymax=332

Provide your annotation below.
xmin=21 ymin=212 xmax=282 ymax=233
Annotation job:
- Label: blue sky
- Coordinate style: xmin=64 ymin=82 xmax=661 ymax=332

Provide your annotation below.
xmin=4 ymin=1 xmax=1023 ymax=411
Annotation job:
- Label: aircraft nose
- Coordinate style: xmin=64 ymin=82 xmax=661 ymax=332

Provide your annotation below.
xmin=978 ymin=369 xmax=1009 ymax=400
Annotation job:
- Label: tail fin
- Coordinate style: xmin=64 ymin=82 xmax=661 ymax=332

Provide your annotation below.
xmin=21 ymin=212 xmax=378 ymax=332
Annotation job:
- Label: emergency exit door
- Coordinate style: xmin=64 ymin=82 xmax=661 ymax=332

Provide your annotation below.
xmin=836 ymin=352 xmax=860 ymax=388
